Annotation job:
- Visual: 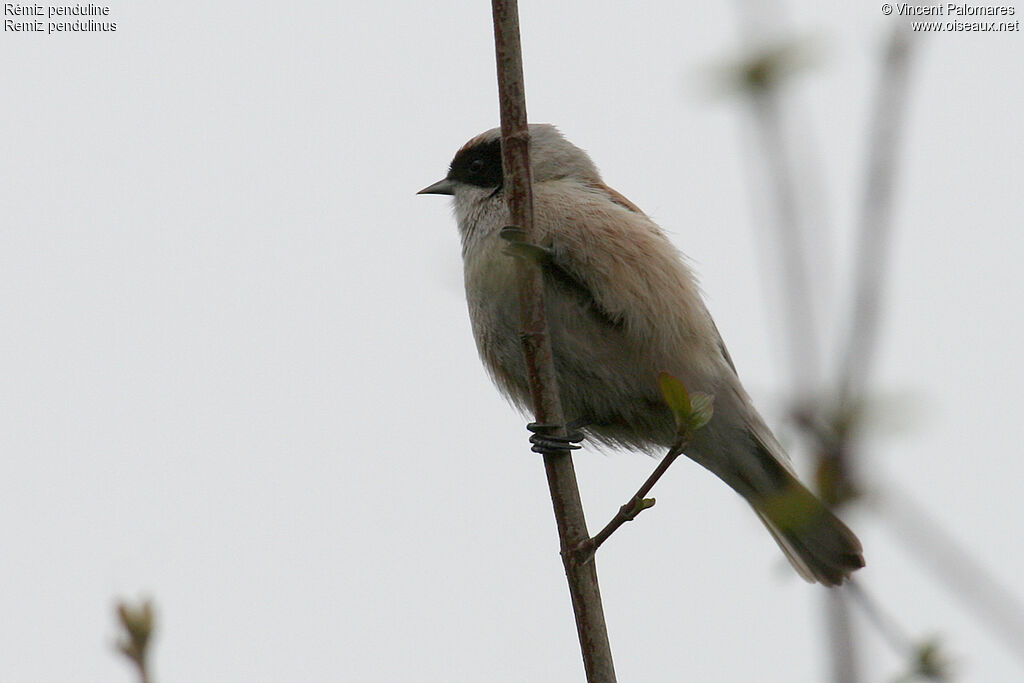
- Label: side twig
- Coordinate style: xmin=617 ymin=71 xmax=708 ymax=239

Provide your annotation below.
xmin=576 ymin=442 xmax=686 ymax=564
xmin=490 ymin=2 xmax=616 ymax=681
xmin=579 ymin=377 xmax=712 ymax=564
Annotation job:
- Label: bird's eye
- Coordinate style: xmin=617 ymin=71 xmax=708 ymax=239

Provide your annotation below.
xmin=468 ymin=159 xmax=485 ymax=175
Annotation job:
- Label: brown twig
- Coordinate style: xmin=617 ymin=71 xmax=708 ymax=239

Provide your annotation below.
xmin=115 ymin=599 xmax=155 ymax=683
xmin=490 ymin=2 xmax=616 ymax=681
xmin=576 ymin=441 xmax=687 ymax=564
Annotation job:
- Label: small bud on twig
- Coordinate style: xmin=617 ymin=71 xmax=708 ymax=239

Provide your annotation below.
xmin=115 ymin=598 xmax=155 ymax=683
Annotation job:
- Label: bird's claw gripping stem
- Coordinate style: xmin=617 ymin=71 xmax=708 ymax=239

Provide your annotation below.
xmin=500 ymin=226 xmax=553 ymax=263
xmin=526 ymin=421 xmax=586 ymax=455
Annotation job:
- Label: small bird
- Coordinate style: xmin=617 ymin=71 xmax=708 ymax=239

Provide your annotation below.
xmin=419 ymin=124 xmax=864 ymax=586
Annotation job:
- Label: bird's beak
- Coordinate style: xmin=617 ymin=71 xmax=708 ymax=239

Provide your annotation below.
xmin=417 ymin=178 xmax=455 ymax=196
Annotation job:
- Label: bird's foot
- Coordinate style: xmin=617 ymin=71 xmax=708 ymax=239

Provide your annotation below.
xmin=500 ymin=226 xmax=552 ymax=263
xmin=526 ymin=420 xmax=587 ymax=455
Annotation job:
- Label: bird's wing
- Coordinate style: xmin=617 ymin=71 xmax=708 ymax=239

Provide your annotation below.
xmin=536 ymin=250 xmax=627 ymax=331
xmin=532 ymin=179 xmax=720 ymax=363
xmin=586 ymin=180 xmax=647 ymax=216
xmin=710 ymin=319 xmax=739 ymax=374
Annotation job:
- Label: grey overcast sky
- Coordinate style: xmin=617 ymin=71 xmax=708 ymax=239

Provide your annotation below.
xmin=2 ymin=1 xmax=1022 ymax=681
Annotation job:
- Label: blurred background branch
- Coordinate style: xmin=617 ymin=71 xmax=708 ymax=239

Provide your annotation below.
xmin=838 ymin=29 xmax=912 ymax=403
xmin=115 ymin=598 xmax=155 ymax=683
xmin=874 ymin=484 xmax=1024 ymax=665
xmin=724 ymin=6 xmax=1024 ymax=680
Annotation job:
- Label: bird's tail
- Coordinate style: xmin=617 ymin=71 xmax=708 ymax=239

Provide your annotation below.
xmin=748 ymin=471 xmax=864 ymax=586
xmin=690 ymin=421 xmax=864 ymax=586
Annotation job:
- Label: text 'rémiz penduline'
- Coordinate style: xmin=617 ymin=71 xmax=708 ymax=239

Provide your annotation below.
xmin=4 ymin=3 xmax=117 ymax=33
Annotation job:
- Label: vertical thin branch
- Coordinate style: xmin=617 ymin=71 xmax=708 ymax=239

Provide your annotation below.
xmin=819 ymin=27 xmax=912 ymax=683
xmin=747 ymin=83 xmax=822 ymax=394
xmin=821 ymin=37 xmax=913 ymax=680
xmin=490 ymin=2 xmax=617 ymax=681
xmin=745 ymin=66 xmax=860 ymax=683
xmin=837 ymin=29 xmax=913 ymax=401
xmin=729 ymin=20 xmax=855 ymax=683
xmin=826 ymin=588 xmax=859 ymax=683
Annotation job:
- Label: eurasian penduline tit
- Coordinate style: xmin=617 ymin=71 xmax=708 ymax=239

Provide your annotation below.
xmin=419 ymin=124 xmax=864 ymax=586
